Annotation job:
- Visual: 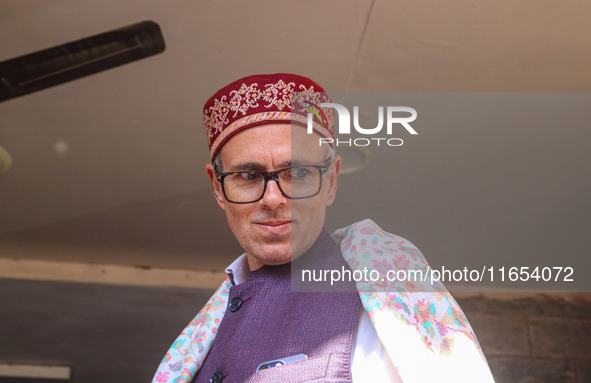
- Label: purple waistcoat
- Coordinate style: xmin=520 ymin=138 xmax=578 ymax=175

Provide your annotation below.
xmin=193 ymin=230 xmax=361 ymax=383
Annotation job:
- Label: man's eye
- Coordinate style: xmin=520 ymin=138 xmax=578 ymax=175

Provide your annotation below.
xmin=293 ymin=168 xmax=310 ymax=178
xmin=240 ymin=172 xmax=259 ymax=180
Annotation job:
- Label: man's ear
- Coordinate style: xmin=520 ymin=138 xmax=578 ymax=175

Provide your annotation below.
xmin=205 ymin=163 xmax=226 ymax=211
xmin=325 ymin=155 xmax=341 ymax=206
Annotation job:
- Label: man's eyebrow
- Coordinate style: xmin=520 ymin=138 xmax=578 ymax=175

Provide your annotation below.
xmin=228 ymin=162 xmax=267 ymax=171
xmin=290 ymin=159 xmax=321 ymax=166
xmin=227 ymin=159 xmax=316 ymax=171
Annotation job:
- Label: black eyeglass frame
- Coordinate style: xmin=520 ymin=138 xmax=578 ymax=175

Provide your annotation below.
xmin=215 ymin=163 xmax=331 ymax=204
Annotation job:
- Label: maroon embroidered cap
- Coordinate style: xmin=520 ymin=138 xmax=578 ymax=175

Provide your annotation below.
xmin=203 ymin=73 xmax=334 ymax=161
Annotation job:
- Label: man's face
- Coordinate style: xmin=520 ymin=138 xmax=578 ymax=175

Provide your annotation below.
xmin=206 ymin=123 xmax=340 ymax=271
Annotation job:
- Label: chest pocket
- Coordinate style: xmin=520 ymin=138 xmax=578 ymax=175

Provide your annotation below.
xmin=246 ymin=353 xmax=338 ymax=383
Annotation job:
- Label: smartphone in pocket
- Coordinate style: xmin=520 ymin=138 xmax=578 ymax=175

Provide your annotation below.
xmin=255 ymin=354 xmax=308 ymax=372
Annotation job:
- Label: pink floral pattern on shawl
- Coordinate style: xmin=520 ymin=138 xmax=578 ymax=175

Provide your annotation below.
xmin=153 ymin=278 xmax=231 ymax=383
xmin=332 ymin=219 xmax=495 ymax=382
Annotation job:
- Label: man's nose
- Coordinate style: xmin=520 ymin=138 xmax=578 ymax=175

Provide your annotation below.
xmin=260 ymin=179 xmax=287 ymax=208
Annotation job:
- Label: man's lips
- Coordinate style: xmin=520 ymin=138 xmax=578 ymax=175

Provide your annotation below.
xmin=254 ymin=220 xmax=291 ymax=233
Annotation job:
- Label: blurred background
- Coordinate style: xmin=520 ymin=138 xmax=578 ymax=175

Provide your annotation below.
xmin=0 ymin=1 xmax=590 ymax=382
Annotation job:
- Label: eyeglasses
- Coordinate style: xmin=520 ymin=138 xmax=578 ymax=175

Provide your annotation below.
xmin=215 ymin=164 xmax=330 ymax=204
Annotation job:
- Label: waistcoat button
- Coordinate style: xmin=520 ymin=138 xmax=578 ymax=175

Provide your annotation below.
xmin=210 ymin=371 xmax=223 ymax=383
xmin=228 ymin=297 xmax=243 ymax=312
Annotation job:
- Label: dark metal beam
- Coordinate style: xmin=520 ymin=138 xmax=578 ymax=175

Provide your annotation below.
xmin=0 ymin=21 xmax=165 ymax=103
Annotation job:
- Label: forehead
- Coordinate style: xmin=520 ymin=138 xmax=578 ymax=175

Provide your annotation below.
xmin=219 ymin=123 xmax=325 ymax=167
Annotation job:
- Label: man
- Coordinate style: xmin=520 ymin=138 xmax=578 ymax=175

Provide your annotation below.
xmin=153 ymin=74 xmax=495 ymax=383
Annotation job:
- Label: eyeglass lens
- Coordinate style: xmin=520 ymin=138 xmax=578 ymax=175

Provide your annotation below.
xmin=223 ymin=166 xmax=322 ymax=203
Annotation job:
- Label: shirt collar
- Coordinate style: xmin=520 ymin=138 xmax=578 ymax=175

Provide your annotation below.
xmin=225 ymin=253 xmax=250 ymax=286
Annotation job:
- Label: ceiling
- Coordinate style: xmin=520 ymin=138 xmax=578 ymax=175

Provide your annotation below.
xmin=1 ymin=0 xmax=590 ymax=278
